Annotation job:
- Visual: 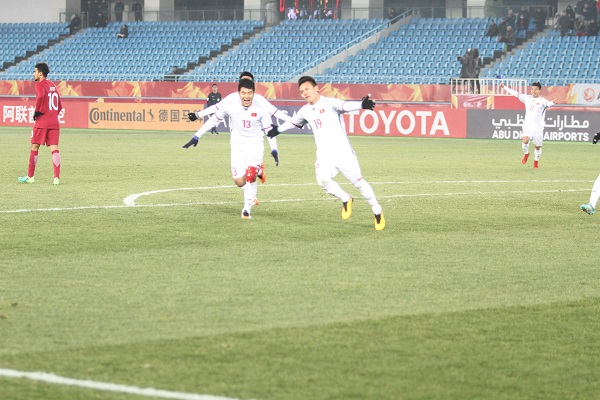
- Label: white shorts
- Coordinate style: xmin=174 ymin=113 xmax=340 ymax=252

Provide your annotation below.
xmin=230 ymin=141 xmax=263 ymax=179
xmin=522 ymin=128 xmax=544 ymax=147
xmin=315 ymin=150 xmax=362 ymax=184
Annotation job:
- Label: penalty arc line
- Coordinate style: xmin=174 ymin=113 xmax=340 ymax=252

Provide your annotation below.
xmin=1 ymin=180 xmax=593 ymax=214
xmin=0 ymin=368 xmax=247 ymax=400
xmin=122 ymin=180 xmax=594 ymax=207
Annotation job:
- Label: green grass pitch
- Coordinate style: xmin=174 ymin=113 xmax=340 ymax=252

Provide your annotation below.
xmin=1 ymin=127 xmax=599 ymax=400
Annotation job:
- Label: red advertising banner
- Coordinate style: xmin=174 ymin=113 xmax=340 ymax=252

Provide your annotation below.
xmin=0 ymin=80 xmax=451 ymax=102
xmin=345 ymin=104 xmax=466 ymax=138
xmin=0 ymin=98 xmax=88 ymax=128
xmin=1 ymin=97 xmax=468 ymax=137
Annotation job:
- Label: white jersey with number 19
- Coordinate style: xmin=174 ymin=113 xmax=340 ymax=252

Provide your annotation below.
xmin=291 ymin=96 xmax=362 ymax=156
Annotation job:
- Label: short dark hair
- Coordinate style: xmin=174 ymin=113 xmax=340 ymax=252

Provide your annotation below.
xmin=238 ymin=78 xmax=255 ymax=92
xmin=35 ymin=63 xmax=49 ymax=77
xmin=239 ymin=71 xmax=254 ymax=81
xmin=532 ymin=82 xmax=542 ymax=89
xmin=298 ymin=76 xmax=317 ymax=87
xmin=212 ymin=83 xmax=218 ymax=87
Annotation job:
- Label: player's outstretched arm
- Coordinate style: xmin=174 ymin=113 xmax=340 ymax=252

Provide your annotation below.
xmin=593 ymin=132 xmax=600 ymax=144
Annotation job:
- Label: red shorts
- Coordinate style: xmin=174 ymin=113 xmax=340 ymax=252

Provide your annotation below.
xmin=31 ymin=128 xmax=60 ymax=146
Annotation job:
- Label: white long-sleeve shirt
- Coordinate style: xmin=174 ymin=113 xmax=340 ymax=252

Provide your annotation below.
xmin=503 ymin=86 xmax=554 ymax=130
xmin=194 ymin=97 xmax=272 ymax=146
xmin=195 ymin=93 xmax=291 ymax=123
xmin=278 ymin=96 xmax=362 ymax=156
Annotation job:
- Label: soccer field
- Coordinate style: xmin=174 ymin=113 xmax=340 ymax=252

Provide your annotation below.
xmin=1 ymin=127 xmax=599 ymax=400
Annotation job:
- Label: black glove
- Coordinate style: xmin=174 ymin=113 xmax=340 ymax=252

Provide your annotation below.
xmin=361 ymin=95 xmax=375 ymax=110
xmin=182 ymin=137 xmax=198 ymax=148
xmin=267 ymin=124 xmax=280 ymax=138
xmin=187 ymin=112 xmax=198 ymax=122
xmin=271 ymin=149 xmax=279 ymax=166
xmin=593 ymin=132 xmax=600 ymax=144
xmin=33 ymin=111 xmax=44 ymax=121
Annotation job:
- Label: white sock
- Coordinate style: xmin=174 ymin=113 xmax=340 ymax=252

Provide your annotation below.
xmin=534 ymin=147 xmax=542 ymax=161
xmin=353 ymin=178 xmax=382 ymax=215
xmin=522 ymin=142 xmax=529 ymax=154
xmin=267 ymin=136 xmax=278 ymax=152
xmin=243 ymin=181 xmax=258 ymax=211
xmin=590 ymin=174 xmax=600 ymax=208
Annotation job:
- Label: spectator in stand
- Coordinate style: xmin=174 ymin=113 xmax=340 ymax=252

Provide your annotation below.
xmin=498 ymin=24 xmax=515 ymax=43
xmin=587 ymin=19 xmax=599 ymax=36
xmin=98 ymin=0 xmax=109 ymax=18
xmin=117 ymin=23 xmax=129 ymax=38
xmin=575 ymin=16 xmax=587 ymax=36
xmin=287 ymin=7 xmax=297 ymax=20
xmin=485 ymin=19 xmax=499 ymax=36
xmin=95 ymin=12 xmax=108 ymax=28
xmin=69 ymin=14 xmax=81 ymax=34
xmin=114 ymin=1 xmax=125 ymax=22
xmin=506 ymin=8 xmax=516 ymax=29
xmin=86 ymin=0 xmax=97 ymax=27
xmin=566 ymin=5 xmax=576 ymax=21
xmin=576 ymin=0 xmax=585 ymax=17
xmin=168 ymin=66 xmax=183 ymax=82
xmin=132 ymin=0 xmax=143 ymax=22
xmin=582 ymin=3 xmax=595 ymax=22
xmin=516 ymin=14 xmax=528 ymax=37
xmin=534 ymin=7 xmax=546 ymax=32
xmin=518 ymin=6 xmax=530 ymax=27
xmin=558 ymin=11 xmax=573 ymax=36
xmin=388 ymin=8 xmax=397 ymax=20
xmin=498 ymin=18 xmax=508 ymax=36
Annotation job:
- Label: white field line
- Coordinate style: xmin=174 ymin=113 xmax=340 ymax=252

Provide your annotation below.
xmin=0 ymin=368 xmax=246 ymax=400
xmin=0 ymin=180 xmax=592 ymax=214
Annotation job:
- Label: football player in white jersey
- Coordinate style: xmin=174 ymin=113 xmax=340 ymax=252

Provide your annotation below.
xmin=183 ymin=79 xmax=273 ymax=220
xmin=500 ymin=82 xmax=556 ymax=169
xmin=267 ymin=76 xmax=385 ymax=231
xmin=580 ymin=132 xmax=600 ymax=215
xmin=189 ymin=72 xmax=289 ymax=166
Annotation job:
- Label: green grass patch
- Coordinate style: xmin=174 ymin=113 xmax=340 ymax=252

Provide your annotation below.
xmin=1 ymin=127 xmax=598 ymax=399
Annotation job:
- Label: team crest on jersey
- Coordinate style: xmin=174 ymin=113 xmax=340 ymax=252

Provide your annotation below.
xmin=251 ymin=113 xmax=257 ymax=117
xmin=320 ymin=109 xmax=325 ymax=113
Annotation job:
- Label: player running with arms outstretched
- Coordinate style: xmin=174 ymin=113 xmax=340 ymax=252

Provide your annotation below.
xmin=183 ymin=79 xmax=272 ymax=220
xmin=500 ymin=82 xmax=556 ymax=169
xmin=188 ymin=72 xmax=289 ymax=166
xmin=267 ymin=76 xmax=385 ymax=230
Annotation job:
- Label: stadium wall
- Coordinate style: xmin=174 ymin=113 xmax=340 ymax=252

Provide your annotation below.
xmin=0 ymin=0 xmax=67 ymax=23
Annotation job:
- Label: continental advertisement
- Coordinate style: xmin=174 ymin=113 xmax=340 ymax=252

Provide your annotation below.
xmin=88 ymin=102 xmax=200 ymax=130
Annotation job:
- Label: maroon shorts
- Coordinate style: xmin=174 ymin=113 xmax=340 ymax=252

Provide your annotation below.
xmin=31 ymin=128 xmax=60 ymax=146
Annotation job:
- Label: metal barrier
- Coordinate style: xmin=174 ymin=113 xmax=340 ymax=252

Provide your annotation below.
xmin=450 ymin=78 xmax=528 ymax=96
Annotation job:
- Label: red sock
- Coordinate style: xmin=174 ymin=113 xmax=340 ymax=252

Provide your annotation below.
xmin=52 ymin=150 xmax=61 ymax=179
xmin=28 ymin=150 xmax=38 ymax=177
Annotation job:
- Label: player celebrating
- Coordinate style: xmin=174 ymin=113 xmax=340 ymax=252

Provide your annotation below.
xmin=183 ymin=79 xmax=272 ymax=220
xmin=19 ymin=63 xmax=63 ymax=185
xmin=500 ymin=82 xmax=555 ymax=169
xmin=188 ymin=72 xmax=289 ymax=166
xmin=580 ymin=132 xmax=600 ymax=215
xmin=267 ymin=76 xmax=385 ymax=231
